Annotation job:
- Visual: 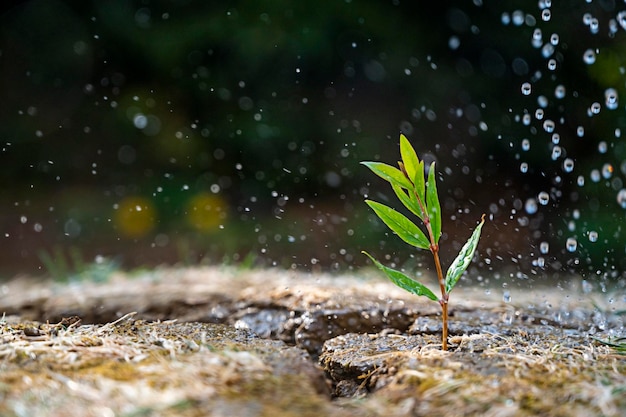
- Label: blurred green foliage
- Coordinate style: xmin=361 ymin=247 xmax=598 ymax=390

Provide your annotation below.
xmin=1 ymin=0 xmax=626 ymax=280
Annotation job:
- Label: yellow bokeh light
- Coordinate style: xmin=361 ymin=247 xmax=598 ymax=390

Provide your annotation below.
xmin=114 ymin=196 xmax=156 ymax=238
xmin=186 ymin=192 xmax=227 ymax=232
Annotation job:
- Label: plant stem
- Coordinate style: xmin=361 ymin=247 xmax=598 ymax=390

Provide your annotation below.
xmin=430 ymin=244 xmax=448 ymax=351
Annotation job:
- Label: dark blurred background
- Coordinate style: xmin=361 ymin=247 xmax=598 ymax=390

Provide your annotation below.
xmin=1 ymin=0 xmax=626 ymax=283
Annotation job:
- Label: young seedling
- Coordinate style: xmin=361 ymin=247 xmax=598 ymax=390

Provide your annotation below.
xmin=361 ymin=134 xmax=485 ymax=351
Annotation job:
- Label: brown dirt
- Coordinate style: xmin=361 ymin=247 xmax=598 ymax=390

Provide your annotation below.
xmin=0 ymin=267 xmax=624 ymax=416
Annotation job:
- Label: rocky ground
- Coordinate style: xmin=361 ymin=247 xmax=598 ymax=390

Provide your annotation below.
xmin=0 ymin=266 xmax=624 ymax=416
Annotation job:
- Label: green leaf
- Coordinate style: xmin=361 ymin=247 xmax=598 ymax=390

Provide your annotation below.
xmin=391 ymin=182 xmax=423 ymax=221
xmin=362 ymin=251 xmax=438 ymax=301
xmin=426 ymin=162 xmax=441 ymax=244
xmin=365 ymin=200 xmax=430 ymax=249
xmin=361 ymin=161 xmax=412 ymax=189
xmin=414 ymin=160 xmax=426 ymax=206
xmin=399 ymin=134 xmax=419 ymax=183
xmin=445 ymin=215 xmax=485 ymax=293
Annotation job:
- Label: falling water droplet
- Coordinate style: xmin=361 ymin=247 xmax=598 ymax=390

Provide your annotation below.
xmin=588 ymin=231 xmax=598 ymax=242
xmin=583 ymin=49 xmax=596 ymax=65
xmin=554 ymin=85 xmax=566 ymax=99
xmin=617 ymin=189 xmax=626 ymax=208
xmin=549 ymin=33 xmax=559 ymax=45
xmin=521 ymin=82 xmax=532 ymax=95
xmin=538 ymin=191 xmax=550 ymax=205
xmin=520 ymin=162 xmax=529 ymax=173
xmin=577 ymin=175 xmax=585 ymax=186
xmin=590 ymin=169 xmax=601 ymax=182
xmin=541 ymin=43 xmax=555 ymax=58
xmin=503 ymin=291 xmax=512 ymax=303
xmin=525 ymin=198 xmax=538 ymax=214
xmin=541 ymin=9 xmax=551 ymax=21
xmin=551 ymin=146 xmax=561 ymax=160
xmin=535 ymin=108 xmax=545 ymax=120
xmin=540 ymin=241 xmax=550 ymax=254
xmin=605 ymin=88 xmax=618 ymax=110
xmin=566 ymin=237 xmax=577 ymax=252
xmin=602 ymin=163 xmax=613 ymax=179
xmin=521 ymin=138 xmax=530 ymax=151
xmin=563 ymin=158 xmax=574 ymax=173
xmin=576 ymin=126 xmax=585 ymax=137
xmin=598 ymin=141 xmax=607 ymax=154
xmin=543 ymin=119 xmax=555 ymax=133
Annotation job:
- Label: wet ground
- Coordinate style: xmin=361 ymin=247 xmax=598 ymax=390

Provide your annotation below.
xmin=0 ymin=267 xmax=624 ymax=416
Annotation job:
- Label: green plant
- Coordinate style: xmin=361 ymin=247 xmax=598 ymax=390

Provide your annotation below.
xmin=361 ymin=134 xmax=485 ymax=350
xmin=594 ymin=336 xmax=626 ymax=354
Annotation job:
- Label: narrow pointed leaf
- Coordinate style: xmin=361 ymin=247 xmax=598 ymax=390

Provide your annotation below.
xmin=391 ymin=182 xmax=423 ymax=220
xmin=426 ymin=162 xmax=441 ymax=243
xmin=414 ymin=160 xmax=426 ymax=206
xmin=445 ymin=215 xmax=485 ymax=293
xmin=361 ymin=161 xmax=412 ymax=189
xmin=399 ymin=134 xmax=419 ymax=182
xmin=362 ymin=251 xmax=438 ymax=301
xmin=365 ymin=200 xmax=430 ymax=249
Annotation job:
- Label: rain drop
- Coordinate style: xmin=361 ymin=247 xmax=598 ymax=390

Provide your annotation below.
xmin=547 ymin=59 xmax=557 ymax=71
xmin=551 ymin=146 xmax=561 ymax=160
xmin=549 ymin=33 xmax=559 ymax=45
xmin=588 ymin=231 xmax=598 ymax=243
xmin=598 ymin=141 xmax=607 ymax=154
xmin=520 ymin=162 xmax=529 ymax=173
xmin=503 ymin=291 xmax=512 ymax=303
xmin=590 ymin=169 xmax=601 ymax=182
xmin=563 ymin=158 xmax=574 ymax=173
xmin=541 ymin=43 xmax=555 ymax=58
xmin=583 ymin=49 xmax=596 ymax=65
xmin=521 ymin=82 xmax=532 ymax=95
xmin=577 ymin=175 xmax=585 ymax=186
xmin=576 ymin=126 xmax=585 ymax=137
xmin=618 ymin=11 xmax=626 ymax=30
xmin=554 ymin=85 xmax=566 ymax=99
xmin=542 ymin=119 xmax=555 ymax=133
xmin=538 ymin=191 xmax=549 ymax=205
xmin=565 ymin=237 xmax=577 ymax=252
xmin=525 ymin=198 xmax=538 ymax=214
xmin=541 ymin=9 xmax=551 ymax=22
xmin=605 ymin=88 xmax=618 ymax=110
xmin=540 ymin=241 xmax=550 ymax=254
xmin=521 ymin=138 xmax=530 ymax=151
xmin=617 ymin=189 xmax=626 ymax=208
xmin=602 ymin=163 xmax=613 ymax=179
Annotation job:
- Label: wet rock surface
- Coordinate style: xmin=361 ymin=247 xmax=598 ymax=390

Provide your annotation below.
xmin=0 ymin=267 xmax=624 ymax=416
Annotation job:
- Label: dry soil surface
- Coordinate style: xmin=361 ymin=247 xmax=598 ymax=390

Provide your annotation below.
xmin=0 ymin=267 xmax=624 ymax=417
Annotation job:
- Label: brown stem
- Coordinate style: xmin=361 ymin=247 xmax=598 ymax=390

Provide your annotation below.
xmin=440 ymin=298 xmax=448 ymax=351
xmin=431 ymin=245 xmax=448 ymax=351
